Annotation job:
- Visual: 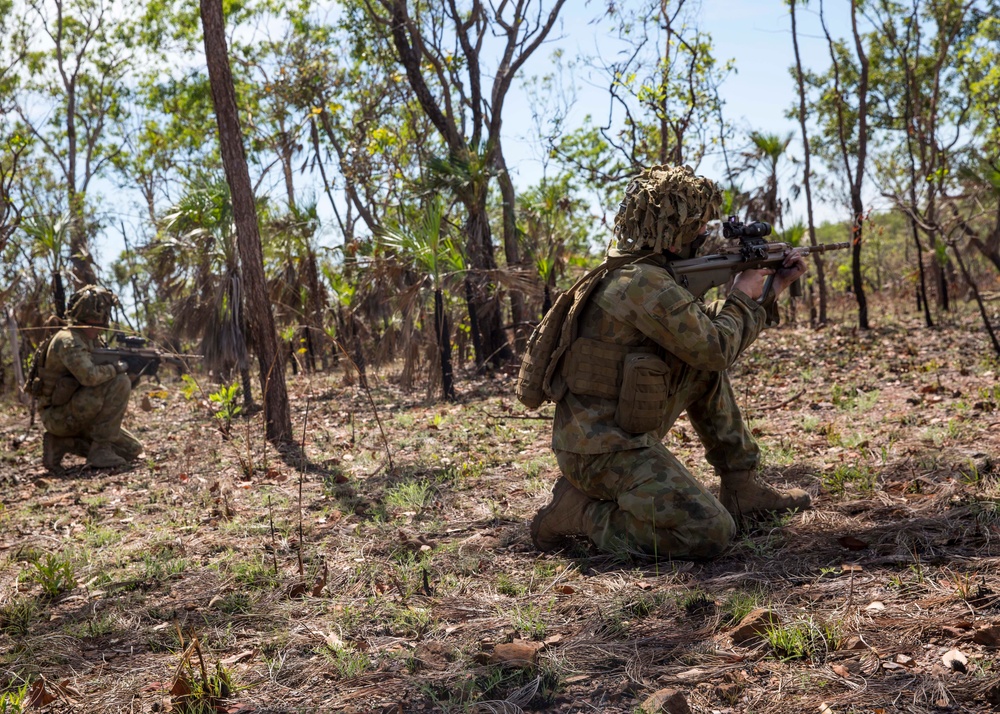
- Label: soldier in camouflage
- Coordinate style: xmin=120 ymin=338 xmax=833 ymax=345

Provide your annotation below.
xmin=36 ymin=285 xmax=143 ymax=473
xmin=531 ymin=165 xmax=810 ymax=559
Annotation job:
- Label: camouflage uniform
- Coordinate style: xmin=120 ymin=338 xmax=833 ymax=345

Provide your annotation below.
xmin=552 ymin=264 xmax=767 ymax=558
xmin=36 ymin=286 xmax=142 ymax=471
xmin=546 ymin=166 xmax=767 ymax=559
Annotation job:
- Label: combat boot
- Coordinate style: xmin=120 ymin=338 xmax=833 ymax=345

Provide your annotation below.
xmin=530 ymin=478 xmax=596 ymax=551
xmin=43 ymin=433 xmax=90 ymax=474
xmin=719 ymin=470 xmax=811 ymax=518
xmin=86 ymin=442 xmax=127 ymax=469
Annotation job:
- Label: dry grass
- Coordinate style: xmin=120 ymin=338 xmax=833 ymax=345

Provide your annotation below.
xmin=1 ymin=296 xmax=1000 ymax=713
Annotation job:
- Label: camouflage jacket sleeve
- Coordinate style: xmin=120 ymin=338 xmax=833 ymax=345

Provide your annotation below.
xmin=594 ymin=263 xmax=766 ymax=371
xmin=49 ymin=331 xmax=118 ymax=387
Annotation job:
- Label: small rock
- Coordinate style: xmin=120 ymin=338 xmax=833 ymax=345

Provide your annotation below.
xmin=640 ymin=688 xmax=692 ymax=714
xmin=489 ymin=640 xmax=543 ymax=668
xmin=895 ymin=654 xmax=915 ymax=667
xmin=942 ymin=648 xmax=968 ymax=673
xmin=730 ymin=608 xmax=780 ymax=644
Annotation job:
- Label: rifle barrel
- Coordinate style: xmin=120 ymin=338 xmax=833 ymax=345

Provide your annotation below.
xmin=808 ymin=242 xmax=851 ymax=253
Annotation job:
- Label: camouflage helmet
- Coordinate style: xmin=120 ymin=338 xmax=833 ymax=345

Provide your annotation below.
xmin=609 ymin=165 xmax=722 ymax=256
xmin=66 ymin=285 xmax=119 ymax=327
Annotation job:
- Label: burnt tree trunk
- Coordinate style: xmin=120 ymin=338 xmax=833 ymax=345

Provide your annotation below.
xmin=201 ymin=0 xmax=292 ymax=443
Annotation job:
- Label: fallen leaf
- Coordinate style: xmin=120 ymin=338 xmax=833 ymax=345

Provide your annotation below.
xmin=837 ymin=535 xmax=868 ymax=550
xmin=557 ymin=585 xmax=575 ymax=594
xmin=942 ymin=648 xmax=968 ymax=673
xmin=285 ymin=581 xmax=308 ymax=599
xmin=312 ymin=562 xmax=328 ymax=597
xmin=841 ymin=563 xmax=863 ymax=573
xmin=831 ymin=664 xmax=850 ymax=678
xmin=219 ymin=650 xmax=255 ymax=666
xmin=140 ymin=395 xmax=153 ymax=412
xmin=169 ymin=676 xmax=192 ymax=698
xmin=865 ymin=601 xmax=886 ymax=612
xmin=895 ymin=654 xmax=915 ymax=667
xmin=974 ymin=625 xmax=1000 ymax=647
xmin=28 ymin=679 xmax=56 ymax=707
xmin=819 ymin=703 xmax=835 ymax=714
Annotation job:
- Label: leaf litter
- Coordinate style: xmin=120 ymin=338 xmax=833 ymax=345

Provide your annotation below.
xmin=1 ymin=307 xmax=1000 ymax=711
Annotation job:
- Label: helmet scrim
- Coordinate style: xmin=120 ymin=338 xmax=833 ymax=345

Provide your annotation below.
xmin=66 ymin=285 xmax=119 ymax=327
xmin=611 ymin=165 xmax=722 ymax=255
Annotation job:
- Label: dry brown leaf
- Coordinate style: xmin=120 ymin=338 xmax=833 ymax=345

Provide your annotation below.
xmin=312 ymin=562 xmax=328 ymax=597
xmin=837 ymin=535 xmax=868 ymax=550
xmin=831 ymin=664 xmax=850 ymax=678
xmin=973 ymin=625 xmax=1000 ymax=647
xmin=28 ymin=679 xmax=56 ymax=707
xmin=219 ymin=650 xmax=255 ymax=666
xmin=557 ymin=585 xmax=575 ymax=594
xmin=169 ymin=675 xmax=192 ymax=698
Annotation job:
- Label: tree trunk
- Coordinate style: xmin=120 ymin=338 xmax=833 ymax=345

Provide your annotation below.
xmin=850 ymin=205 xmax=869 ymax=330
xmin=910 ymin=217 xmax=933 ymax=327
xmin=201 ymin=0 xmax=292 ymax=443
xmin=495 ymin=150 xmax=527 ymax=355
xmin=950 ymin=241 xmax=1000 ymax=357
xmin=434 ymin=288 xmax=456 ymax=401
xmin=790 ymin=0 xmax=828 ymax=325
xmin=465 ymin=203 xmax=512 ymax=369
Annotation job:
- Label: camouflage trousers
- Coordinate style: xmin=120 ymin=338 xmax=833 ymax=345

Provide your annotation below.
xmin=41 ymin=374 xmax=141 ymax=458
xmin=555 ymin=368 xmax=758 ymax=559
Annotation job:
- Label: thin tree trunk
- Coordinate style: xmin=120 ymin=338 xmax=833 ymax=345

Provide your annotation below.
xmin=950 ymin=241 xmax=1000 ymax=357
xmin=495 ymin=150 xmax=527 ymax=355
xmin=5 ymin=308 xmax=29 ymax=405
xmin=201 ymin=0 xmax=292 ymax=443
xmin=790 ymin=0 xmax=828 ymax=325
xmin=434 ymin=288 xmax=456 ymax=401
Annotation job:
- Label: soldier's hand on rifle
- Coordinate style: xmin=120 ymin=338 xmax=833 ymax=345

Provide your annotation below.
xmin=115 ymin=360 xmax=129 ymax=374
xmin=732 ymin=268 xmax=774 ymax=301
xmin=771 ymin=250 xmax=808 ymax=296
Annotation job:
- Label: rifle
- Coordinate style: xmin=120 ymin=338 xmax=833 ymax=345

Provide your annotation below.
xmin=668 ymin=216 xmax=850 ymax=302
xmin=90 ymin=334 xmax=201 ymax=383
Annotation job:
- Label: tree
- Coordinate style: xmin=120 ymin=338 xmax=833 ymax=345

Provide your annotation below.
xmin=553 ymin=0 xmax=734 ymax=211
xmin=200 ymin=0 xmax=291 ymax=443
xmin=364 ymin=0 xmax=566 ymax=369
xmin=813 ymin=0 xmax=871 ymax=329
xmin=378 ymin=196 xmax=463 ymax=401
xmin=788 ymin=0 xmax=830 ymax=324
xmin=13 ymin=0 xmax=140 ymax=287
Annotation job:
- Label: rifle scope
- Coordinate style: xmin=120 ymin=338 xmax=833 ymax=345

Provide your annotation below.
xmin=723 ymin=216 xmax=772 ymax=240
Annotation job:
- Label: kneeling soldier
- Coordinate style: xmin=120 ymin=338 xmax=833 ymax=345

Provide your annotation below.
xmin=35 ymin=285 xmax=143 ymax=473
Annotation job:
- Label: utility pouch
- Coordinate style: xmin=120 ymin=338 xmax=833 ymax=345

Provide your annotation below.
xmin=614 ymin=353 xmax=669 ymax=434
xmin=49 ymin=376 xmax=81 ymax=407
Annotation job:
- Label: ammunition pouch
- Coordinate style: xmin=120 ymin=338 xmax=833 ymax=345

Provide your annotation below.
xmin=615 ymin=353 xmax=670 ymax=434
xmin=563 ymin=337 xmax=669 ymax=434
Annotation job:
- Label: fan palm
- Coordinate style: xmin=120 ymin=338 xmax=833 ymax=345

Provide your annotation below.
xmin=378 ymin=196 xmax=465 ymax=401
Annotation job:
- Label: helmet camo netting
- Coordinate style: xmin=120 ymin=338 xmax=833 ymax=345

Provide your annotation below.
xmin=66 ymin=285 xmax=119 ymax=327
xmin=611 ymin=165 xmax=722 ymax=254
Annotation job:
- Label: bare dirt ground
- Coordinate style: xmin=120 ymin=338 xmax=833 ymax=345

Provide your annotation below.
xmin=2 ymin=295 xmax=1000 ymax=714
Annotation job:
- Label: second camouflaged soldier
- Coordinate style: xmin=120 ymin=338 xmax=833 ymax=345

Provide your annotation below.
xmin=528 ymin=165 xmax=810 ymax=559
xmin=33 ymin=285 xmax=143 ymax=473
